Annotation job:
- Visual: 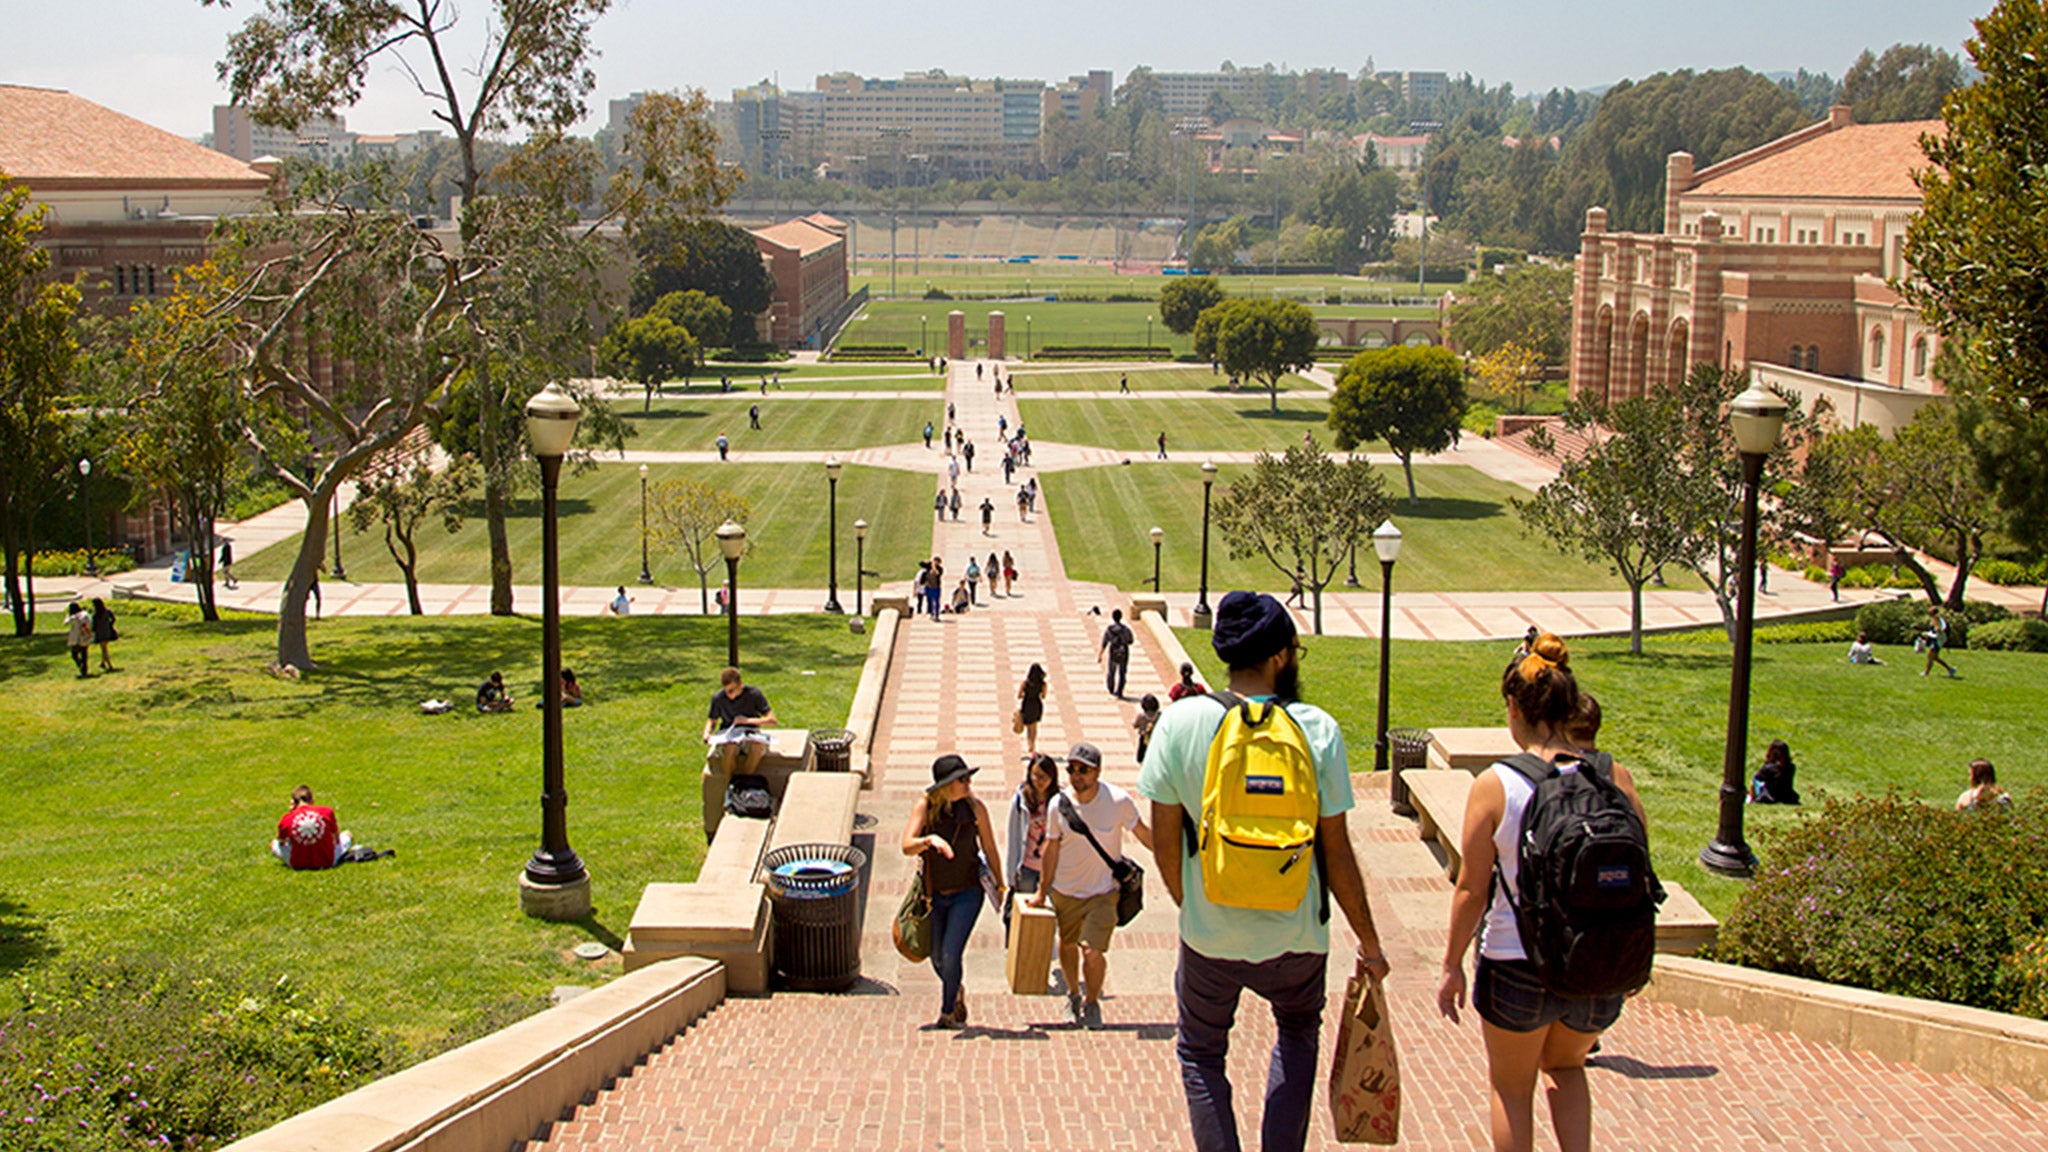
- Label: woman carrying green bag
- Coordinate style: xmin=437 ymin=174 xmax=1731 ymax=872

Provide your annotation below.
xmin=901 ymin=754 xmax=1004 ymax=1028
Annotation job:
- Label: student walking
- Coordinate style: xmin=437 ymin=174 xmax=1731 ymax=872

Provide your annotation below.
xmin=1003 ymin=550 xmax=1017 ymax=596
xmin=1016 ymin=663 xmax=1049 ymax=755
xmin=1005 ymin=753 xmax=1060 ymax=933
xmin=949 ymin=488 xmax=962 ymax=522
xmin=219 ymin=539 xmax=237 ymax=589
xmin=924 ymin=421 xmax=935 ymax=449
xmin=715 ymin=432 xmax=729 ymax=461
xmin=1099 ymin=607 xmax=1134 ymax=698
xmin=1030 ymin=742 xmax=1151 ymax=1029
xmin=1157 ymin=431 xmax=1169 ymax=459
xmin=1921 ymin=604 xmax=1959 ymax=678
xmin=1136 ymin=590 xmax=1387 ymax=1152
xmin=64 ymin=601 xmax=92 ymax=678
xmin=980 ymin=497 xmax=995 ymax=535
xmin=962 ymin=440 xmax=975 ymax=471
xmin=1438 ymin=633 xmax=1652 ymax=1152
xmin=902 ymin=755 xmax=1003 ymax=1029
xmin=987 ymin=551 xmax=1003 ymax=599
xmin=90 ymin=597 xmax=118 ymax=671
xmin=966 ymin=557 xmax=981 ymax=604
xmin=748 ymin=403 xmax=761 ymax=430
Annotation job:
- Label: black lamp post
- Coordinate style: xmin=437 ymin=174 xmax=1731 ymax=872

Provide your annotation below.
xmin=1025 ymin=314 xmax=1033 ymax=361
xmin=718 ymin=519 xmax=746 ymax=669
xmin=637 ymin=463 xmax=652 ymax=585
xmin=329 ymin=486 xmax=346 ymax=580
xmin=1700 ymin=383 xmax=1788 ymax=879
xmin=78 ymin=458 xmax=97 ymax=578
xmin=920 ymin=315 xmax=928 ymax=359
xmin=1193 ymin=461 xmax=1217 ymax=629
xmin=1148 ymin=525 xmax=1164 ymax=591
xmin=823 ymin=456 xmax=845 ymax=613
xmin=854 ymin=518 xmax=869 ymax=617
xmin=1372 ymin=520 xmax=1402 ymax=778
xmin=520 ymin=382 xmax=589 ymax=920
xmin=1146 ymin=314 xmax=1155 ymax=359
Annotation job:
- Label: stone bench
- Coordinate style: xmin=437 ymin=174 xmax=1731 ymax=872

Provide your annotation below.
xmin=1403 ymin=767 xmax=1718 ymax=954
xmin=1428 ymin=727 xmax=1520 ymax=773
xmin=701 ymin=728 xmax=815 ymax=843
xmin=764 ymin=772 xmax=862 ymax=860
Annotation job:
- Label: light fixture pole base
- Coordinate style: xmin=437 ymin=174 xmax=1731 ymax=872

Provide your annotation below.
xmin=519 ymin=870 xmax=592 ymax=921
xmin=1697 ymin=839 xmax=1757 ymax=879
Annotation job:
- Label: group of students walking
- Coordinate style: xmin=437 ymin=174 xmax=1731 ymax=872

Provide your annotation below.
xmin=902 ymin=590 xmax=1655 ymax=1152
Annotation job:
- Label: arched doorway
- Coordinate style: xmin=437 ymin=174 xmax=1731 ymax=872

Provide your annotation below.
xmin=1626 ymin=312 xmax=1650 ymax=401
xmin=1589 ymin=305 xmax=1614 ymax=404
xmin=1666 ymin=318 xmax=1690 ymax=389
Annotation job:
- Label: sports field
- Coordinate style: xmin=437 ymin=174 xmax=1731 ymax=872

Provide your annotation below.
xmin=850 ymin=263 xmax=1450 ymax=306
xmin=1007 ymin=366 xmax=1314 ymax=393
xmin=839 ymin=298 xmax=1435 ymax=358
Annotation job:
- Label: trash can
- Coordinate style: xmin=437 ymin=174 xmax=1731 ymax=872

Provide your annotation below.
xmin=762 ymin=842 xmax=868 ymax=992
xmin=811 ymin=728 xmax=855 ymax=773
xmin=1387 ymin=728 xmax=1434 ymax=818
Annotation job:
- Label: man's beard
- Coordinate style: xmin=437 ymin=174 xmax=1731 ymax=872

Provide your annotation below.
xmin=1275 ymin=658 xmax=1303 ymax=702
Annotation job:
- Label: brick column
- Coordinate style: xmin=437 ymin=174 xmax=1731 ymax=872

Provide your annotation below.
xmin=947 ymin=310 xmax=966 ymax=360
xmin=987 ymin=311 xmax=1005 ymax=360
xmin=1569 ymin=207 xmax=1609 ymax=404
xmin=1694 ymin=213 xmax=1726 ymax=371
xmin=1664 ymin=152 xmax=1694 ymax=235
xmin=1646 ymin=237 xmax=1675 ymax=392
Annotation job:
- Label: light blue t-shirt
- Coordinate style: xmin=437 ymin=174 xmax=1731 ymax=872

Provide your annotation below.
xmin=1135 ymin=692 xmax=1352 ymax=962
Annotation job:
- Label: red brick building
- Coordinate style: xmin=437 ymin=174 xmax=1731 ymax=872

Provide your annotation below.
xmin=1569 ymin=106 xmax=1944 ymax=433
xmin=749 ymin=214 xmax=850 ymax=349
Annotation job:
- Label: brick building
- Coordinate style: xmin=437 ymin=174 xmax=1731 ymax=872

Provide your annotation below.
xmin=749 ymin=214 xmax=851 ymax=349
xmin=1569 ymin=106 xmax=1944 ymax=433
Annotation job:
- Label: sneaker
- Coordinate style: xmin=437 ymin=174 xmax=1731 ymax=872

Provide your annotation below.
xmin=935 ymin=1009 xmax=963 ymax=1030
xmin=1049 ymin=969 xmax=1068 ymax=997
xmin=955 ymin=989 xmax=968 ymax=1025
xmin=1082 ymin=1000 xmax=1104 ymax=1031
xmin=1065 ymin=993 xmax=1085 ymax=1027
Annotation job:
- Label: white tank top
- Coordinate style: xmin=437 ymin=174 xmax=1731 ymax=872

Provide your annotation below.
xmin=1479 ymin=757 xmax=1586 ymax=961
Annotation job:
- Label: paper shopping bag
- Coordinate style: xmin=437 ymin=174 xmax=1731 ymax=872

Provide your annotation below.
xmin=1328 ymin=955 xmax=1401 ymax=1144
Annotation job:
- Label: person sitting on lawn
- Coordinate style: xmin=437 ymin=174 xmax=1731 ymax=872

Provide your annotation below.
xmin=1848 ymin=631 xmax=1885 ymax=665
xmin=534 ymin=667 xmax=583 ymax=709
xmin=1750 ymin=739 xmax=1801 ymax=805
xmin=706 ymin=666 xmax=778 ymax=777
xmin=476 ymin=671 xmax=514 ymax=713
xmin=272 ymin=784 xmax=353 ymax=870
xmin=1957 ymin=759 xmax=2012 ymax=811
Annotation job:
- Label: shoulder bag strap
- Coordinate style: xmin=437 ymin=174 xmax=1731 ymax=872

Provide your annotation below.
xmin=1058 ymin=795 xmax=1118 ymax=870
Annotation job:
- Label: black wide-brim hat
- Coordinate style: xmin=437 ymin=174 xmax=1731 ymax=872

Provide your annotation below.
xmin=929 ymin=754 xmax=978 ymax=790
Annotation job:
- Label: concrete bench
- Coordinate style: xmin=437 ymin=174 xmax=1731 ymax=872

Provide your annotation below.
xmin=763 ymin=772 xmax=862 ymax=860
xmin=1428 ymin=727 xmax=1520 ymax=773
xmin=701 ymin=728 xmax=815 ymax=842
xmin=623 ymin=882 xmax=771 ymax=994
xmin=1402 ymin=768 xmax=1719 ymax=953
xmin=698 ymin=811 xmax=773 ymax=887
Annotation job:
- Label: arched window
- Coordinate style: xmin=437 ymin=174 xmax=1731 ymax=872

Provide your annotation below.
xmin=1913 ymin=337 xmax=1929 ymax=378
xmin=1804 ymin=346 xmax=1820 ymax=373
xmin=1868 ymin=327 xmax=1886 ymax=371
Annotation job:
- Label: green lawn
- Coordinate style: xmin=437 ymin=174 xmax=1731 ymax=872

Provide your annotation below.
xmin=1009 ymin=366 xmax=1314 ymax=393
xmin=665 ymin=363 xmax=946 ymax=391
xmin=852 ymin=265 xmax=1451 ymax=305
xmin=845 ymin=300 xmax=1180 ymax=357
xmin=618 ymin=396 xmax=940 ymax=452
xmin=236 ymin=463 xmax=938 ymax=590
xmin=1175 ymin=630 xmax=2040 ymax=921
xmin=1018 ymin=394 xmax=1343 ymax=454
xmin=1047 ymin=463 xmax=1626 ymax=593
xmin=0 ymin=607 xmax=868 ymax=1049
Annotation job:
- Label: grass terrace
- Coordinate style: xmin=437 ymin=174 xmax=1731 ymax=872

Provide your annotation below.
xmin=1016 ymin=394 xmax=1342 ymax=455
xmin=1007 ymin=365 xmax=1316 ymax=393
xmin=617 ymin=395 xmax=944 ymax=452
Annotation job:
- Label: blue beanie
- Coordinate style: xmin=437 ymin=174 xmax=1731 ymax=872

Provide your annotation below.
xmin=1211 ymin=590 xmax=1296 ymax=668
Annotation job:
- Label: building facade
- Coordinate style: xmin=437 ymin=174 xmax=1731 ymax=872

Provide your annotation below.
xmin=749 ymin=215 xmax=851 ymax=349
xmin=1568 ymin=106 xmax=1944 ymax=433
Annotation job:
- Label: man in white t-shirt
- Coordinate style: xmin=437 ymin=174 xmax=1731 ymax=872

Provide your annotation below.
xmin=1030 ymin=741 xmax=1153 ymax=1029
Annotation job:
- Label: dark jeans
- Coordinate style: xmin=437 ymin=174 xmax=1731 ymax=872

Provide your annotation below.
xmin=69 ymin=645 xmax=89 ymax=676
xmin=1106 ymin=655 xmax=1128 ymax=697
xmin=1175 ymin=944 xmax=1327 ymax=1152
xmin=929 ymin=886 xmax=982 ymax=1016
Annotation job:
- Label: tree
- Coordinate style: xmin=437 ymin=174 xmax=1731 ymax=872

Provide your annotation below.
xmin=600 ymin=313 xmax=699 ymax=412
xmin=1189 ymin=217 xmax=1250 ymax=271
xmin=1472 ymin=342 xmax=1545 ymax=415
xmin=1810 ymin=404 xmax=1998 ymax=608
xmin=647 ymin=289 xmax=732 ymax=353
xmin=345 ymin=452 xmax=480 ymax=616
xmin=648 ymin=479 xmax=750 ymax=614
xmin=1212 ymin=440 xmax=1390 ymax=636
xmin=1304 ymin=162 xmax=1401 ymax=268
xmin=1329 ymin=347 xmax=1469 ymax=504
xmin=1192 ymin=298 xmax=1319 ymax=414
xmin=1445 ymin=263 xmax=1574 ymax=362
xmin=631 ymin=220 xmax=776 ymax=340
xmin=0 ymin=174 xmax=80 ymax=636
xmin=1514 ymin=394 xmax=1697 ymax=654
xmin=1158 ymin=276 xmax=1226 ymax=335
xmin=1842 ymin=44 xmax=1966 ymax=124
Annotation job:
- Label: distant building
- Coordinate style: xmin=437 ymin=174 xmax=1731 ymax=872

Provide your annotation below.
xmin=749 ymin=215 xmax=850 ymax=348
xmin=211 ymin=104 xmax=350 ymax=162
xmin=1569 ymin=106 xmax=1944 ymax=433
xmin=1358 ymin=131 xmax=1429 ymax=170
xmin=1194 ymin=120 xmax=1303 ymax=173
xmin=351 ymin=129 xmax=444 ymax=160
xmin=1393 ymin=71 xmax=1449 ymax=105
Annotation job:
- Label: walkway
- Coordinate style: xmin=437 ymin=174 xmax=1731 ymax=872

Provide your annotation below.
xmin=523 ymin=359 xmax=2048 ymax=1151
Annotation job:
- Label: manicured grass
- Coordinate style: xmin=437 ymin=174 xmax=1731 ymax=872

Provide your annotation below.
xmin=1175 ymin=630 xmax=2041 ymax=921
xmin=1017 ymin=394 xmax=1342 ymax=454
xmin=236 ymin=463 xmax=939 ymax=591
xmin=852 ymin=265 xmax=1451 ymax=304
xmin=1009 ymin=366 xmax=1314 ymax=394
xmin=618 ymin=395 xmax=941 ymax=452
xmin=846 ymin=300 xmax=1181 ymax=357
xmin=1049 ymin=463 xmax=1625 ymax=593
xmin=0 ymin=608 xmax=868 ymax=1048
xmin=661 ymin=363 xmax=946 ymax=390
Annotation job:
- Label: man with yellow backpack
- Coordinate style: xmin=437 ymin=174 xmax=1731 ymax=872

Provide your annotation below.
xmin=1137 ymin=590 xmax=1390 ymax=1152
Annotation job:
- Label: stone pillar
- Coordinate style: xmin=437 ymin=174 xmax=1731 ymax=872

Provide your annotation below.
xmin=1664 ymin=152 xmax=1694 ymax=236
xmin=1569 ymin=206 xmax=1608 ymax=404
xmin=1694 ymin=213 xmax=1726 ymax=371
xmin=986 ymin=311 xmax=1006 ymax=360
xmin=947 ymin=310 xmax=966 ymax=361
xmin=1646 ymin=238 xmax=1675 ymax=391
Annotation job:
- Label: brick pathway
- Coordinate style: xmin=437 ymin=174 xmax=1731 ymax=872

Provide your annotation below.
xmin=524 ymin=360 xmax=2048 ymax=1151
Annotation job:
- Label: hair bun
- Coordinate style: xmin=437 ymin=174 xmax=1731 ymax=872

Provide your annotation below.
xmin=1532 ymin=633 xmax=1570 ymax=667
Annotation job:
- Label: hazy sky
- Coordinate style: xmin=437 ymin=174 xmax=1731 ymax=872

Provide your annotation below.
xmin=0 ymin=0 xmax=1992 ymax=139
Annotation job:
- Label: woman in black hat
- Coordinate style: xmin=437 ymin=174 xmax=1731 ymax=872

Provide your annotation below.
xmin=902 ymin=754 xmax=1004 ymax=1028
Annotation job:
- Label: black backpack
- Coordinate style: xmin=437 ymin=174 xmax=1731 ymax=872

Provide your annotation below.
xmin=1494 ymin=752 xmax=1663 ymax=998
xmin=724 ymin=773 xmax=775 ymax=820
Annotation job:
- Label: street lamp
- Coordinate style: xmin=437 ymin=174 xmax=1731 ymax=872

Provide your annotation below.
xmin=1193 ymin=461 xmax=1218 ymax=629
xmin=717 ymin=519 xmax=747 ymax=669
xmin=1700 ymin=383 xmax=1789 ymax=879
xmin=823 ymin=456 xmax=845 ymax=613
xmin=520 ymin=382 xmax=589 ymax=920
xmin=1025 ymin=314 xmax=1033 ymax=360
xmin=77 ymin=458 xmax=97 ymax=578
xmin=637 ymin=463 xmax=652 ymax=585
xmin=920 ymin=315 xmax=928 ymax=358
xmin=1372 ymin=520 xmax=1402 ymax=783
xmin=854 ymin=518 xmax=870 ymax=618
xmin=1146 ymin=314 xmax=1155 ymax=359
xmin=329 ymin=488 xmax=346 ymax=580
xmin=1148 ymin=525 xmax=1164 ymax=591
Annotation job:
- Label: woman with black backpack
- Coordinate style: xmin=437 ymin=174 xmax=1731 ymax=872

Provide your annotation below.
xmin=1435 ymin=633 xmax=1653 ymax=1152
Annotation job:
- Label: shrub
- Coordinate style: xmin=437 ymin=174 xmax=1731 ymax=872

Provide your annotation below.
xmin=0 ymin=959 xmax=392 ymax=1151
xmin=921 ymin=286 xmax=953 ymax=300
xmin=1854 ymin=597 xmax=1928 ymax=645
xmin=716 ymin=343 xmax=790 ymax=363
xmin=23 ymin=549 xmax=137 ymax=578
xmin=1756 ymin=619 xmax=1859 ymax=644
xmin=1974 ymin=558 xmax=2034 ymax=586
xmin=1837 ymin=563 xmax=1922 ymax=590
xmin=1971 ymin=618 xmax=2048 ymax=652
xmin=1715 ymin=793 xmax=2048 ymax=1014
xmin=1031 ymin=345 xmax=1172 ymax=361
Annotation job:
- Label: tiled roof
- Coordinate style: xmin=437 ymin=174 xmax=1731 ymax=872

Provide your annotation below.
xmin=0 ymin=84 xmax=271 ymax=187
xmin=751 ymin=219 xmax=841 ymax=257
xmin=1687 ymin=119 xmax=1944 ymax=202
xmin=803 ymin=211 xmax=845 ymax=231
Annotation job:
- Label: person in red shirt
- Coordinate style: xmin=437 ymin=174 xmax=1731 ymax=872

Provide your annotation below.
xmin=272 ymin=785 xmax=353 ymax=870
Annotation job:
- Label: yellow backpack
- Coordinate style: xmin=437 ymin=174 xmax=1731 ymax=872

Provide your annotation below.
xmin=1194 ymin=691 xmax=1324 ymax=913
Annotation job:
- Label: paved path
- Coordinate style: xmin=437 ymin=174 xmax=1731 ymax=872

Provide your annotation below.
xmin=522 ymin=360 xmax=2048 ymax=1151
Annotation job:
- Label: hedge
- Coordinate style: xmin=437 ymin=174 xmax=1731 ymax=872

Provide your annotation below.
xmin=18 ymin=549 xmax=138 ymax=578
xmin=1030 ymin=346 xmax=1173 ymax=361
xmin=1854 ymin=598 xmax=2012 ymax=648
xmin=1971 ymin=618 xmax=2048 ymax=652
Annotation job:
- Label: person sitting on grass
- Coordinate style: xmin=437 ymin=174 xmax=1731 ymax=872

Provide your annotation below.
xmin=1848 ymin=631 xmax=1885 ymax=665
xmin=1750 ymin=739 xmax=1801 ymax=805
xmin=536 ymin=668 xmax=583 ymax=709
xmin=706 ymin=666 xmax=778 ymax=777
xmin=476 ymin=670 xmax=514 ymax=713
xmin=272 ymin=785 xmax=353 ymax=870
xmin=1957 ymin=759 xmax=2012 ymax=811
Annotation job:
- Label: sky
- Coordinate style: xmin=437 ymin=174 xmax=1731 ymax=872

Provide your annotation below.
xmin=0 ymin=0 xmax=1994 ymax=139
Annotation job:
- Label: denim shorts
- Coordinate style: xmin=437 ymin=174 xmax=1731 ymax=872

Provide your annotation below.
xmin=1474 ymin=957 xmax=1625 ymax=1035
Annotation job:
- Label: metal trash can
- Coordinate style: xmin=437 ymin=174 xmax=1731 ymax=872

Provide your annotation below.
xmin=811 ymin=728 xmax=855 ymax=773
xmin=762 ymin=842 xmax=868 ymax=992
xmin=1387 ymin=728 xmax=1435 ymax=818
